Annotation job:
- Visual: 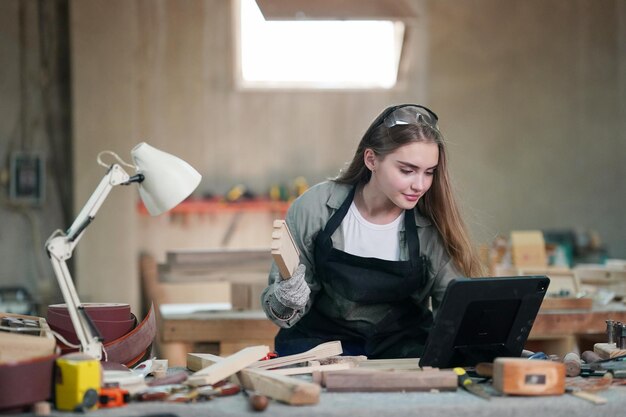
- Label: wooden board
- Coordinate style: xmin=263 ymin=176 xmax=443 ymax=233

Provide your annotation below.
xmin=247 ymin=340 xmax=342 ymax=369
xmin=540 ymin=297 xmax=593 ymax=311
xmin=187 ymin=345 xmax=269 ymax=386
xmin=594 ymin=342 xmax=626 ymax=360
xmin=511 ymin=230 xmax=547 ymax=268
xmin=0 ymin=313 xmax=57 ymax=363
xmin=160 ymin=248 xmax=271 ymax=283
xmin=356 ymin=358 xmax=422 ymax=371
xmin=187 ymin=352 xmax=320 ymax=405
xmin=323 ymin=368 xmax=458 ymax=392
xmin=271 ymin=220 xmax=300 ymax=279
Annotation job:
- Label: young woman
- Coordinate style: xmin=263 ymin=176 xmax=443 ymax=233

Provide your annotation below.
xmin=261 ymin=104 xmax=483 ymax=358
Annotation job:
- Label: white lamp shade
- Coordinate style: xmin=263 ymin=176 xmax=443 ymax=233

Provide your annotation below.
xmin=131 ymin=142 xmax=202 ymax=216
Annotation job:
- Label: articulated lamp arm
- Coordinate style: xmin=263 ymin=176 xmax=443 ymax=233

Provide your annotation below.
xmin=45 ymin=142 xmax=201 ymax=360
xmin=45 ymin=164 xmax=141 ymax=360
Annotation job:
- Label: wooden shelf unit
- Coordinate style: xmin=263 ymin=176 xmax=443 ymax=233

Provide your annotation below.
xmin=137 ymin=198 xmax=290 ymax=216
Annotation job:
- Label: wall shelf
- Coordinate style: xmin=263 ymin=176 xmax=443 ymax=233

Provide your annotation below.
xmin=137 ymin=198 xmax=290 ymax=216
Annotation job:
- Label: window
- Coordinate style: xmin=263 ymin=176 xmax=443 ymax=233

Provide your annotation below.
xmin=236 ymin=0 xmax=405 ymax=90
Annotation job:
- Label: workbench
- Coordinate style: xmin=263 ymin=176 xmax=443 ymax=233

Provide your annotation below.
xmin=35 ymin=385 xmax=626 ymax=417
xmin=160 ymin=303 xmax=626 ymax=357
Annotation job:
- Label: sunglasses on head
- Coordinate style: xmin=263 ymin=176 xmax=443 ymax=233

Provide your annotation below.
xmin=379 ymin=104 xmax=439 ymax=130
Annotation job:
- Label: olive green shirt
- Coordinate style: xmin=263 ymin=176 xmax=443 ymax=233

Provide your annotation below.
xmin=261 ymin=181 xmax=462 ymax=329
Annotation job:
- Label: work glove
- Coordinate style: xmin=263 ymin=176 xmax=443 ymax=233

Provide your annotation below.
xmin=272 ymin=263 xmax=310 ymax=311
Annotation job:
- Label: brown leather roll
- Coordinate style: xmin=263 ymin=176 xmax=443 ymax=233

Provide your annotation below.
xmin=47 ymin=303 xmax=131 ymax=321
xmin=46 ymin=308 xmax=136 ymax=345
xmin=48 ymin=303 xmax=156 ymax=368
xmin=0 ymin=354 xmax=58 ymax=412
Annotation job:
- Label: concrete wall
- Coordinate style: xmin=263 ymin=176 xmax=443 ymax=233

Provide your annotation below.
xmin=0 ymin=0 xmax=67 ymax=310
xmin=1 ymin=0 xmax=624 ymax=314
xmin=430 ymin=1 xmax=626 ymax=256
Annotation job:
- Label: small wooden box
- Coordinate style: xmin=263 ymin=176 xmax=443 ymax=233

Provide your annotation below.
xmin=493 ymin=358 xmax=565 ymax=396
xmin=0 ymin=313 xmax=57 ymax=363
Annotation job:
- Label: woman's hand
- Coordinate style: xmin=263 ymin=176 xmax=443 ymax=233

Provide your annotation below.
xmin=273 ymin=263 xmax=310 ymax=310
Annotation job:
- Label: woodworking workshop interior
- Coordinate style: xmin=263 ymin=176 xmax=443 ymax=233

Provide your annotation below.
xmin=1 ymin=1 xmax=626 ymax=416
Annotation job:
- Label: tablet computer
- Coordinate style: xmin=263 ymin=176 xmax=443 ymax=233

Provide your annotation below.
xmin=419 ymin=275 xmax=550 ymax=368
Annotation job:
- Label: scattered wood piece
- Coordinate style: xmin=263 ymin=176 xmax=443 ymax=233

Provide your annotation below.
xmin=187 ymin=352 xmax=320 ymax=405
xmin=239 ymin=368 xmax=320 ymax=405
xmin=270 ymin=362 xmax=352 ymax=376
xmin=317 ymin=355 xmax=367 ymax=367
xmin=356 ymin=357 xmax=422 ymax=371
xmin=248 ymin=340 xmax=343 ymax=369
xmin=594 ymin=343 xmax=626 ymax=360
xmin=323 ymin=368 xmax=458 ymax=392
xmin=569 ymin=390 xmax=607 ymax=405
xmin=271 ymin=220 xmax=300 ymax=279
xmin=187 ymin=345 xmax=269 ymax=387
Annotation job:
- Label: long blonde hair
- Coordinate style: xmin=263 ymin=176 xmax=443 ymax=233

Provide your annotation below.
xmin=335 ymin=105 xmax=483 ymax=277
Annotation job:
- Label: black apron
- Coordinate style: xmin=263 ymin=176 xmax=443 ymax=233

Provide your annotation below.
xmin=275 ymin=187 xmax=434 ymax=358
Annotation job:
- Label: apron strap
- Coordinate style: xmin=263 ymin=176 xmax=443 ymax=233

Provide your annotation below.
xmin=318 ymin=186 xmax=356 ymax=243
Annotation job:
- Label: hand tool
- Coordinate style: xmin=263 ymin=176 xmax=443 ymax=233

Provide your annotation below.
xmin=98 ymin=387 xmax=130 ymax=408
xmin=453 ymin=367 xmax=491 ymax=400
xmin=54 ymin=353 xmax=102 ymax=411
xmin=493 ymin=358 xmax=565 ymax=396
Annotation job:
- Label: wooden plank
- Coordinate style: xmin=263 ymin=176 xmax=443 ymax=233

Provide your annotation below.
xmin=271 ymin=220 xmax=300 ymax=279
xmin=270 ymin=362 xmax=352 ymax=376
xmin=187 ymin=345 xmax=269 ymax=386
xmin=166 ymin=248 xmax=271 ymax=266
xmin=356 ymin=357 xmax=422 ymax=371
xmin=247 ymin=340 xmax=342 ymax=369
xmin=187 ymin=352 xmax=320 ymax=405
xmin=239 ymin=368 xmax=320 ymax=405
xmin=540 ymin=297 xmax=593 ymax=311
xmin=160 ymin=248 xmax=271 ymax=284
xmin=529 ymin=305 xmax=626 ymax=337
xmin=160 ymin=310 xmax=279 ymax=343
xmin=323 ymin=368 xmax=458 ymax=392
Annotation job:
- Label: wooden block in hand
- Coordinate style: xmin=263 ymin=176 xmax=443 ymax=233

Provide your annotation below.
xmin=271 ymin=220 xmax=300 ymax=279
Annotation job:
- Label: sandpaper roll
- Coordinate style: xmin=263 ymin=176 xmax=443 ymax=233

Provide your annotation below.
xmin=581 ymin=350 xmax=602 ymax=364
xmin=563 ymin=352 xmax=581 ymax=377
xmin=47 ymin=303 xmax=156 ymax=367
xmin=47 ymin=312 xmax=137 ymax=345
xmin=46 ymin=304 xmax=136 ymax=345
xmin=47 ymin=303 xmax=131 ymax=321
xmin=0 ymin=354 xmax=58 ymax=412
xmin=103 ymin=304 xmax=156 ymax=367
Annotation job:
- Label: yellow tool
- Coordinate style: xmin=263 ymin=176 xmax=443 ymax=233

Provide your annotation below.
xmin=55 ymin=353 xmax=102 ymax=411
xmin=454 ymin=367 xmax=491 ymax=400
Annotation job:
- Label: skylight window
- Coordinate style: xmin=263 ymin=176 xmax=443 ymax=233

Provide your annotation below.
xmin=236 ymin=0 xmax=405 ymax=89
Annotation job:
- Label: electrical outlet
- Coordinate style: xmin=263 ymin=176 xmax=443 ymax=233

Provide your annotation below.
xmin=9 ymin=152 xmax=45 ymax=205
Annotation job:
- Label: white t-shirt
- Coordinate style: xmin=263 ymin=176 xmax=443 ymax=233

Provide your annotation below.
xmin=341 ymin=201 xmax=404 ymax=261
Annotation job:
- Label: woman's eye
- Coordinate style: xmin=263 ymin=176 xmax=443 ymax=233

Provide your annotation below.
xmin=400 ymin=169 xmax=413 ymax=175
xmin=426 ymin=170 xmax=435 ymax=176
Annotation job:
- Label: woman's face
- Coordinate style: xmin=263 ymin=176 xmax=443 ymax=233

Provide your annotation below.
xmin=366 ymin=142 xmax=440 ymax=210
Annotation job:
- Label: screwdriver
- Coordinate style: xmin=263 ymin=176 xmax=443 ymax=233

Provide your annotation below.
xmin=454 ymin=367 xmax=491 ymax=400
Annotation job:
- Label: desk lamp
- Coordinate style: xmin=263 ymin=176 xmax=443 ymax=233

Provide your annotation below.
xmin=45 ymin=142 xmax=201 ymax=359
